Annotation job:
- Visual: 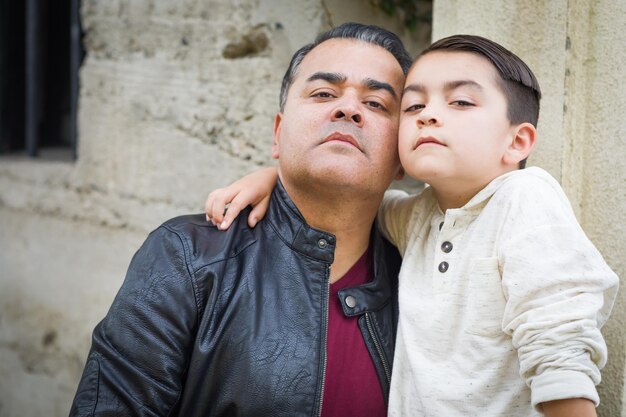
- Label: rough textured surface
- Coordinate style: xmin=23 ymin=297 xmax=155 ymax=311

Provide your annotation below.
xmin=0 ymin=1 xmax=430 ymax=415
xmin=433 ymin=1 xmax=625 ymax=415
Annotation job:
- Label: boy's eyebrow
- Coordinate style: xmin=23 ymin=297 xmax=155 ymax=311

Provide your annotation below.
xmin=403 ymin=80 xmax=484 ymax=94
xmin=306 ymin=72 xmax=398 ymax=98
xmin=443 ymin=80 xmax=483 ymax=92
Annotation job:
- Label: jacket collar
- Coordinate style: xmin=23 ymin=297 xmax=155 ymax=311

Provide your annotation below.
xmin=266 ymin=179 xmax=396 ymax=313
xmin=338 ymin=224 xmax=396 ymax=315
xmin=266 ymin=178 xmax=337 ymax=264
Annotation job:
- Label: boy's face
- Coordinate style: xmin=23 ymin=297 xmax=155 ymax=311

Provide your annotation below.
xmin=398 ymin=51 xmax=519 ymax=198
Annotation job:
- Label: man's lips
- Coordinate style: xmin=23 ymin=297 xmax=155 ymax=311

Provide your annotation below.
xmin=414 ymin=136 xmax=445 ymax=150
xmin=322 ymin=132 xmax=362 ymax=151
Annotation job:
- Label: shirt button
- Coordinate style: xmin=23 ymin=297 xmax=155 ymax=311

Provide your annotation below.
xmin=438 ymin=261 xmax=449 ymax=273
xmin=345 ymin=295 xmax=357 ymax=308
xmin=439 ymin=222 xmax=444 ymax=231
xmin=441 ymin=241 xmax=453 ymax=253
xmin=317 ymin=238 xmax=328 ymax=249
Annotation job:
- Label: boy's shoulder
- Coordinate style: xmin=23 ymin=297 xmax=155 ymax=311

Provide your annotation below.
xmin=488 ymin=167 xmax=577 ymax=225
xmin=493 ymin=167 xmax=566 ymax=202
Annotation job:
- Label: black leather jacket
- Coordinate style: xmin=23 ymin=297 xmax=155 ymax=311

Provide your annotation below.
xmin=70 ymin=181 xmax=401 ymax=417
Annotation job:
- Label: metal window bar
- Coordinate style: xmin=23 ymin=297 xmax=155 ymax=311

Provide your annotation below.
xmin=22 ymin=0 xmax=80 ymax=159
xmin=25 ymin=0 xmax=39 ymax=157
xmin=69 ymin=0 xmax=80 ymax=159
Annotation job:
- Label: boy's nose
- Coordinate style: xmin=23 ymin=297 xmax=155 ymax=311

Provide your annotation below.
xmin=417 ymin=116 xmax=438 ymax=127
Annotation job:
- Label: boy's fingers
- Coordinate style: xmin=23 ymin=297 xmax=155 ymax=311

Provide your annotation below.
xmin=219 ymin=197 xmax=246 ymax=230
xmin=248 ymin=195 xmax=270 ymax=228
xmin=204 ymin=192 xmax=215 ymax=220
xmin=205 ymin=190 xmax=225 ymax=224
xmin=210 ymin=191 xmax=235 ymax=225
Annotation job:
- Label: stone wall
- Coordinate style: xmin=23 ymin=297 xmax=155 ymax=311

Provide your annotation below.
xmin=0 ymin=1 xmax=430 ymax=415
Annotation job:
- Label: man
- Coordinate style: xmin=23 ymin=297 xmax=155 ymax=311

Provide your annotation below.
xmin=70 ymin=23 xmax=411 ymax=416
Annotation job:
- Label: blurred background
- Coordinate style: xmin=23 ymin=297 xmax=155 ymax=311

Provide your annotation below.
xmin=0 ymin=0 xmax=624 ymax=416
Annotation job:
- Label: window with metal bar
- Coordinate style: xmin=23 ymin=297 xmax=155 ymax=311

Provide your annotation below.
xmin=0 ymin=0 xmax=84 ymax=160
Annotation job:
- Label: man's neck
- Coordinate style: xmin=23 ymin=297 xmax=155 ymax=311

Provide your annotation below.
xmin=281 ymin=179 xmax=381 ymax=283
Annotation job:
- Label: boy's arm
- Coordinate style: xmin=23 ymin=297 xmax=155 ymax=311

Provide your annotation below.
xmin=377 ymin=188 xmax=421 ymax=251
xmin=542 ymin=398 xmax=597 ymax=417
xmin=205 ymin=167 xmax=277 ymax=229
xmin=499 ymin=175 xmax=619 ymax=411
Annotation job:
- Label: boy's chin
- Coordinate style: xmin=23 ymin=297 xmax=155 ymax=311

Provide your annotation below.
xmin=400 ymin=160 xmax=441 ymax=184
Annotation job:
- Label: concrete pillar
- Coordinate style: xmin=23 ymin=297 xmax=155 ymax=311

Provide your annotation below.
xmin=432 ymin=1 xmax=626 ymax=415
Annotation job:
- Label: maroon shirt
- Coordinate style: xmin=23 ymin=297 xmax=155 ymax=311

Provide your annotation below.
xmin=321 ymin=249 xmax=387 ymax=417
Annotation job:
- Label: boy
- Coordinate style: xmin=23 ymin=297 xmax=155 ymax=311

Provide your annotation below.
xmin=204 ymin=35 xmax=618 ymax=416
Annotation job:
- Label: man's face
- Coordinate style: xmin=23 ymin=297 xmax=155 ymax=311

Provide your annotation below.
xmin=273 ymin=39 xmax=405 ymax=198
xmin=398 ymin=51 xmax=517 ymax=193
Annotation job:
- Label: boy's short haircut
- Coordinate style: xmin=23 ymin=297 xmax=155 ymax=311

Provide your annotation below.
xmin=419 ymin=35 xmax=541 ymax=169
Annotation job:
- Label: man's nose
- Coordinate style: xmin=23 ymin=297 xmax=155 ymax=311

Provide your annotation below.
xmin=331 ymin=100 xmax=363 ymax=126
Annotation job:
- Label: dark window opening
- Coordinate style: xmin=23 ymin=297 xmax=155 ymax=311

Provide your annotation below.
xmin=0 ymin=0 xmax=85 ymax=160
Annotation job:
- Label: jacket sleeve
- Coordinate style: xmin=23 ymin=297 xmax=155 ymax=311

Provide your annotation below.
xmin=69 ymin=226 xmax=200 ymax=417
xmin=498 ymin=176 xmax=619 ymax=409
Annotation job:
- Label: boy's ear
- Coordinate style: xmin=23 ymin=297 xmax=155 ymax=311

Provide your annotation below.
xmin=503 ymin=122 xmax=536 ymax=166
xmin=272 ymin=113 xmax=283 ymax=159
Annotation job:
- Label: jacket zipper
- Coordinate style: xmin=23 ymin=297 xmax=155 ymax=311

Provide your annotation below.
xmin=365 ymin=312 xmax=391 ymax=384
xmin=316 ymin=264 xmax=331 ymax=417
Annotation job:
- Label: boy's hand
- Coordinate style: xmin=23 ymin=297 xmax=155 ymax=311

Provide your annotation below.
xmin=542 ymin=398 xmax=596 ymax=417
xmin=205 ymin=167 xmax=278 ymax=230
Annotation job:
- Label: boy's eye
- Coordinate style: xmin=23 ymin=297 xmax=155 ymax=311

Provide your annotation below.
xmin=450 ymin=100 xmax=474 ymax=107
xmin=403 ymin=104 xmax=425 ymax=112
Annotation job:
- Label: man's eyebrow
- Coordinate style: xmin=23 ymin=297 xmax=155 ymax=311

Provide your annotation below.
xmin=403 ymin=80 xmax=483 ymax=95
xmin=363 ymin=78 xmax=397 ymax=98
xmin=306 ymin=72 xmax=398 ymax=99
xmin=306 ymin=72 xmax=347 ymax=84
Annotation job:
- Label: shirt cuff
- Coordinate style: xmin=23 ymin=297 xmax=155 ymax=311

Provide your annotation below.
xmin=531 ymin=370 xmax=599 ymax=410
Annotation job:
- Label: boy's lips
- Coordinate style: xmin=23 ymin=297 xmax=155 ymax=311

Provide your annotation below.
xmin=414 ymin=136 xmax=445 ymax=150
xmin=322 ymin=132 xmax=362 ymax=151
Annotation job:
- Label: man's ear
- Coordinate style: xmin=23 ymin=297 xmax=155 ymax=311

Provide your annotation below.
xmin=272 ymin=113 xmax=283 ymax=159
xmin=503 ymin=122 xmax=536 ymax=166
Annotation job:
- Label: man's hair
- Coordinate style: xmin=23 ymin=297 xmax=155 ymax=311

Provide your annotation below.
xmin=279 ymin=22 xmax=412 ymax=112
xmin=418 ymin=34 xmax=541 ymax=168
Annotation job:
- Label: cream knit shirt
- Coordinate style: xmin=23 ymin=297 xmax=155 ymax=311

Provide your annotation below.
xmin=379 ymin=167 xmax=618 ymax=417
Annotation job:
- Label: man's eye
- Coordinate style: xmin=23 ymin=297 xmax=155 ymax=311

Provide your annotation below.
xmin=313 ymin=92 xmax=334 ymax=98
xmin=366 ymin=101 xmax=386 ymax=111
xmin=403 ymin=104 xmax=424 ymax=112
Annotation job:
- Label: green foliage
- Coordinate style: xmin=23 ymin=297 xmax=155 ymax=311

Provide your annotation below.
xmin=370 ymin=0 xmax=432 ymax=31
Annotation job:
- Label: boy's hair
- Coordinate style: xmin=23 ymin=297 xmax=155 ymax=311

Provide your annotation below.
xmin=279 ymin=22 xmax=412 ymax=112
xmin=419 ymin=35 xmax=541 ymax=169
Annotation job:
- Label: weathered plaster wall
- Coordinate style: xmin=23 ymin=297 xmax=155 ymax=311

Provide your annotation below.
xmin=433 ymin=1 xmax=626 ymax=415
xmin=0 ymin=1 xmax=430 ymax=415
